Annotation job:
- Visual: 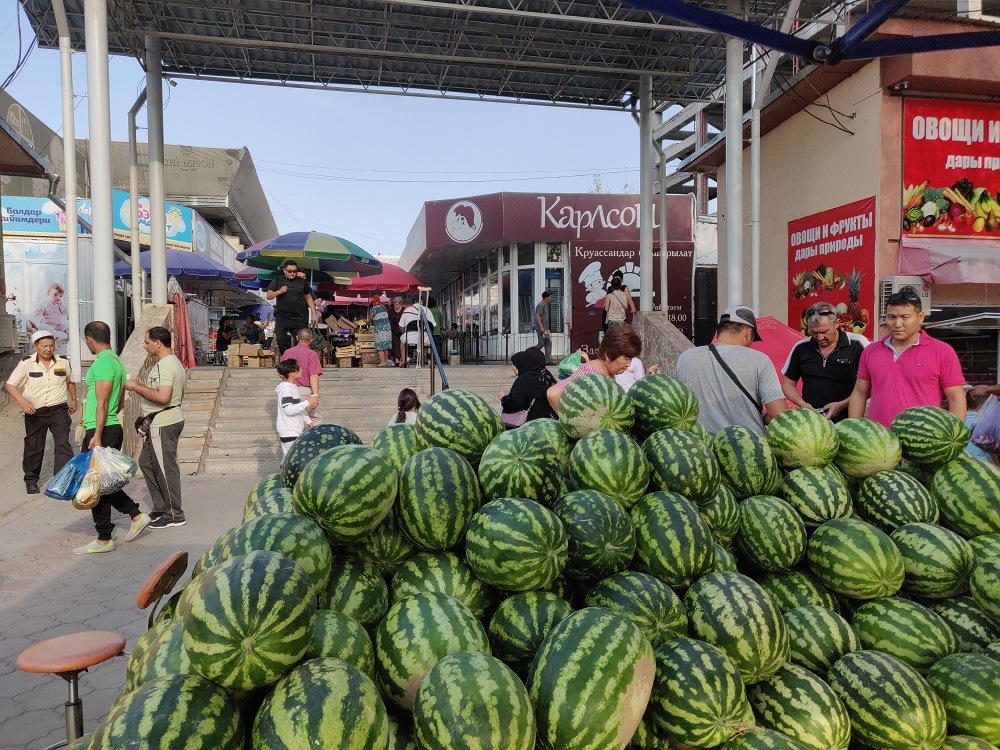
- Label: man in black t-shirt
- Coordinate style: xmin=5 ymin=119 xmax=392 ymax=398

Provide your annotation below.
xmin=265 ymin=260 xmax=319 ymax=353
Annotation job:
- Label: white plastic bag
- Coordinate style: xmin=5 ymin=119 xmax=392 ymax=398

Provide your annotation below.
xmin=94 ymin=446 xmax=139 ymax=495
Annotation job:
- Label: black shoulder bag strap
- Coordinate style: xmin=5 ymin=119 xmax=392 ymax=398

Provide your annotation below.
xmin=708 ymin=344 xmax=763 ymax=414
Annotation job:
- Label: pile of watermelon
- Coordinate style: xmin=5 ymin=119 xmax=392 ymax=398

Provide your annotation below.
xmin=83 ymin=383 xmax=1000 ymax=750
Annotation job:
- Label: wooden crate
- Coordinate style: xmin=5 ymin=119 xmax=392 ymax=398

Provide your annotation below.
xmin=337 ymin=357 xmax=356 ymax=368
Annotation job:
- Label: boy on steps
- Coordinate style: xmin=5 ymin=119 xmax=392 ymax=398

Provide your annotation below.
xmin=275 ymin=359 xmax=318 ymax=457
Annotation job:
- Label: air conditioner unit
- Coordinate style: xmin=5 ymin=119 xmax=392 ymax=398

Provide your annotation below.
xmin=0 ymin=314 xmax=17 ymax=352
xmin=880 ymin=276 xmax=932 ymax=319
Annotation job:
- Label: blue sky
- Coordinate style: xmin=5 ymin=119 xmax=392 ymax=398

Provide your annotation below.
xmin=1 ymin=5 xmax=642 ymax=258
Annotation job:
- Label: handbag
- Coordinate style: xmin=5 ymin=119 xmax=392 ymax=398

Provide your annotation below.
xmin=708 ymin=344 xmax=764 ymax=423
xmin=134 ymin=404 xmax=179 ymax=437
xmin=502 ymin=396 xmax=537 ymax=429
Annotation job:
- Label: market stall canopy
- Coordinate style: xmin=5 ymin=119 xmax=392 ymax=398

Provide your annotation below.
xmin=113 ymin=248 xmax=234 ymax=278
xmin=0 ymin=114 xmax=50 ymax=179
xmin=237 ymin=232 xmax=382 ymax=276
xmin=898 ymin=238 xmax=1000 ymax=284
xmin=320 ymin=263 xmax=423 ymax=295
xmin=230 ymin=266 xmax=340 ymax=289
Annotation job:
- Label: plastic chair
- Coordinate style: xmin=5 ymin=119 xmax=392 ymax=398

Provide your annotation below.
xmin=135 ymin=551 xmax=188 ymax=630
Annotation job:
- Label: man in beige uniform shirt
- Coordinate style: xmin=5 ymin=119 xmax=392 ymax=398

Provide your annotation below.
xmin=4 ymin=330 xmax=77 ymax=494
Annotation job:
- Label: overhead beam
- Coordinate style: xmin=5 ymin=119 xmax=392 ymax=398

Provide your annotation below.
xmin=842 ymin=29 xmax=1000 ymax=59
xmin=834 ymin=0 xmax=913 ymax=58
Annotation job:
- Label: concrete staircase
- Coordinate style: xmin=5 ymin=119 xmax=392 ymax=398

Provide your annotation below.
xmin=177 ymin=368 xmax=224 ymax=474
xmin=203 ymin=364 xmax=518 ymax=476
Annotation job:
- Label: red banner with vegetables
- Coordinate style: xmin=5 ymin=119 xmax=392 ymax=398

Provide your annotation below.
xmin=903 ymin=98 xmax=1000 ymax=238
xmin=787 ymin=197 xmax=877 ymax=337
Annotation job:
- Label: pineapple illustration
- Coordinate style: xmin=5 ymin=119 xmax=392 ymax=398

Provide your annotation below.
xmin=847 ymin=269 xmax=863 ymax=320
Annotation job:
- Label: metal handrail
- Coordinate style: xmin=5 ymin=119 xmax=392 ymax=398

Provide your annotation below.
xmin=418 ymin=309 xmax=449 ymax=394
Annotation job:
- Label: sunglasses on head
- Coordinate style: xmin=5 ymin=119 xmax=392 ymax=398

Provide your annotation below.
xmin=887 ymin=290 xmax=920 ymax=305
xmin=805 ymin=307 xmax=836 ymax=317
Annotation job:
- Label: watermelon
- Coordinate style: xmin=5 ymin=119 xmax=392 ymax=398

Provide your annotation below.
xmin=833 ymin=418 xmax=902 ymax=479
xmin=807 ymin=518 xmax=905 ymax=600
xmin=942 ymin=737 xmax=997 ymax=749
xmin=779 ymin=465 xmax=853 ymax=527
xmin=723 ymin=728 xmax=811 ymax=749
xmin=891 ymin=406 xmax=970 ymax=466
xmin=479 ymin=427 xmax=563 ymax=505
xmin=414 ymin=651 xmax=536 ymax=750
xmin=319 ymin=555 xmax=390 ymax=628
xmin=891 ymin=522 xmax=975 ymax=599
xmin=932 ymin=455 xmax=1000 ymax=538
xmin=66 ymin=738 xmax=91 ymax=750
xmin=292 ymin=445 xmax=397 ymax=543
xmin=851 ymin=598 xmax=958 ymax=672
xmin=748 ymin=662 xmax=851 ymax=750
xmin=855 ymin=470 xmax=939 ymax=532
xmin=251 ymin=658 xmax=390 ymax=749
xmin=89 ymin=674 xmax=243 ymax=750
xmin=701 ymin=484 xmax=741 ymax=544
xmin=388 ymin=716 xmax=418 ymax=750
xmin=124 ymin=618 xmax=192 ymax=691
xmin=280 ymin=423 xmax=362 ymax=487
xmin=969 ymin=533 xmax=1000 ymax=562
xmin=570 ymin=429 xmax=650 ymax=509
xmin=989 ymin=642 xmax=1000 ymax=659
xmin=736 ymin=495 xmax=808 ymax=572
xmin=827 ymin=650 xmax=947 ymax=750
xmin=929 ymin=597 xmax=1000 ymax=652
xmin=353 ymin=511 xmax=418 ymax=577
xmin=766 ymin=408 xmax=840 ymax=469
xmin=926 ymin=653 xmax=1000 ymax=744
xmin=713 ymin=544 xmax=739 ymax=572
xmin=374 ymin=592 xmax=490 ymax=712
xmin=759 ymin=570 xmax=839 ymax=613
xmin=242 ymin=484 xmax=294 ymax=522
xmin=629 ymin=711 xmax=672 ymax=750
xmin=519 ymin=418 xmax=573 ymax=475
xmin=684 ymin=571 xmax=789 ymax=684
xmin=307 ymin=611 xmax=376 ymax=678
xmin=487 ymin=591 xmax=574 ymax=672
xmin=465 ymin=498 xmax=568 ymax=591
xmin=628 ymin=373 xmax=699 ymax=434
xmin=584 ymin=571 xmax=687 ymax=648
xmin=643 ymin=428 xmax=721 ymax=506
xmin=970 ymin=557 xmax=1000 ymax=624
xmin=527 ymin=607 xmax=654 ymax=750
xmin=648 ymin=637 xmax=754 ymax=747
xmin=390 ymin=551 xmax=495 ymax=620
xmin=783 ymin=605 xmax=860 ymax=675
xmin=182 ymin=551 xmax=315 ymax=691
xmin=552 ymin=489 xmax=636 ymax=582
xmin=415 ymin=389 xmax=504 ymax=463
xmin=558 ymin=372 xmax=635 ymax=439
xmin=125 ymin=620 xmax=163 ymax=691
xmin=713 ymin=426 xmax=782 ymax=499
xmin=371 ymin=423 xmax=422 ymax=473
xmin=631 ymin=491 xmax=716 ymax=588
xmin=398 ymin=447 xmax=482 ymax=550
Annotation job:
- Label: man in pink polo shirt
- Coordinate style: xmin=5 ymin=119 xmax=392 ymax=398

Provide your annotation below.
xmin=281 ymin=328 xmax=323 ymax=421
xmin=847 ymin=289 xmax=965 ymax=428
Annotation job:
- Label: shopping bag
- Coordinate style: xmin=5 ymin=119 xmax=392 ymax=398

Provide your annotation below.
xmin=44 ymin=450 xmax=93 ymax=501
xmin=970 ymin=395 xmax=1000 ymax=454
xmin=558 ymin=350 xmax=582 ymax=378
xmin=94 ymin=446 xmax=139 ymax=495
xmin=73 ymin=451 xmax=102 ymax=510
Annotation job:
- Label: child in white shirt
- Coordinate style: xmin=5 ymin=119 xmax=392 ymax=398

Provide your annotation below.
xmin=275 ymin=359 xmax=318 ymax=456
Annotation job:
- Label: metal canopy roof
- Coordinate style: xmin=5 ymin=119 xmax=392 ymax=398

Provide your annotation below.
xmin=0 ymin=115 xmax=51 ymax=179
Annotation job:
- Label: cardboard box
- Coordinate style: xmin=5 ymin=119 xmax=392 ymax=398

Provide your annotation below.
xmin=227 ymin=354 xmax=243 ymax=368
xmin=242 ymin=344 xmax=262 ymax=357
xmin=337 ymin=357 xmax=355 ymax=368
xmin=449 ymin=354 xmax=461 ymax=366
xmin=360 ymin=352 xmax=380 ymax=365
xmin=245 ymin=357 xmax=263 ymax=368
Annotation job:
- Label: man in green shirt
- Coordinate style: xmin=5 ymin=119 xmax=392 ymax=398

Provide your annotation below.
xmin=75 ymin=321 xmax=150 ymax=554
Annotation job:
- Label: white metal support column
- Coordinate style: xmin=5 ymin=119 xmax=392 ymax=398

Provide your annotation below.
xmin=638 ymin=75 xmax=656 ymax=312
xmin=750 ymin=50 xmax=762 ymax=315
xmin=83 ymin=0 xmax=115 ymax=338
xmin=725 ymin=0 xmax=745 ymax=309
xmin=146 ymin=35 xmax=168 ymax=305
xmin=659 ymin=149 xmax=668 ymax=319
xmin=128 ymin=91 xmax=147 ymax=320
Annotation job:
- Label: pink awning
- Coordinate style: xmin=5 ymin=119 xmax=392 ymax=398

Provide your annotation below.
xmin=899 ymin=239 xmax=1000 ymax=284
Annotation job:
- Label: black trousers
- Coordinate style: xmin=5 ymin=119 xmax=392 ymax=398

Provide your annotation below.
xmin=83 ymin=424 xmax=140 ymax=541
xmin=23 ymin=402 xmax=74 ymax=484
xmin=275 ymin=318 xmax=307 ymax=354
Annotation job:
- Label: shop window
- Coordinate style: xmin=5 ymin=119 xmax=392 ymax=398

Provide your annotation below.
xmin=519 ymin=270 xmax=535 ymax=333
xmin=501 ymin=270 xmax=511 ymax=333
xmin=480 ymin=257 xmax=489 ymax=277
xmin=546 ymin=242 xmax=563 ymax=263
xmin=545 ymin=268 xmax=565 ymax=333
xmin=489 ymin=250 xmax=499 ymax=274
xmin=518 ymin=242 xmax=534 ymax=267
xmin=502 ymin=245 xmax=511 ymax=268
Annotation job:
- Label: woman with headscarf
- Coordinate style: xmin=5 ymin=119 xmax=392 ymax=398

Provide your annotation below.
xmin=369 ymin=295 xmax=393 ymax=367
xmin=387 ymin=296 xmax=405 ymax=367
xmin=500 ymin=347 xmax=557 ymax=426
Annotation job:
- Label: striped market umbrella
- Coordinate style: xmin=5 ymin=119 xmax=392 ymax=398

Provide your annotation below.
xmin=236 ymin=231 xmax=383 ymax=276
xmin=229 ymin=266 xmax=345 ymax=289
xmin=317 ymin=262 xmax=423 ymax=295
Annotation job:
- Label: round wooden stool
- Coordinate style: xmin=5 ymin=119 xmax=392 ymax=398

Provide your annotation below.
xmin=17 ymin=630 xmax=126 ymax=747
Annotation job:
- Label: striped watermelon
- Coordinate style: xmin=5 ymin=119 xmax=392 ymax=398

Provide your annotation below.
xmin=779 ymin=465 xmax=853 ymax=527
xmin=713 ymin=544 xmax=739 ymax=572
xmin=353 ymin=511 xmax=417 ymax=577
xmin=926 ymin=653 xmax=1000 ymax=744
xmin=684 ymin=571 xmax=790 ymax=685
xmin=293 ymin=445 xmax=397 ymax=543
xmin=628 ymin=373 xmax=699 ymax=434
xmin=701 ymin=484 xmax=741 ymax=545
xmin=783 ymin=605 xmax=860 ymax=675
xmin=629 ymin=711 xmax=672 ymax=750
xmin=631 ymin=491 xmax=716 ymax=588
xmin=125 ymin=619 xmax=163 ymax=690
xmin=247 ymin=472 xmax=282 ymax=500
xmin=182 ymin=551 xmax=315 ymax=691
xmin=855 ymin=470 xmax=939 ymax=532
xmin=898 ymin=458 xmax=937 ymax=487
xmin=932 ymin=455 xmax=1000 ymax=538
xmin=251 ymin=658 xmax=390 ymax=749
xmin=648 ymin=637 xmax=754 ymax=747
xmin=390 ymin=551 xmax=495 ymax=620
xmin=371 ymin=423 xmax=422 ymax=473
xmin=969 ymin=533 xmax=1000 ymax=561
xmin=929 ymin=597 xmax=1000 ymax=653
xmin=125 ymin=618 xmax=192 ymax=692
xmin=242 ymin=484 xmax=294 ymax=522
xmin=280 ymin=423 xmax=363 ymax=487
xmin=807 ymin=518 xmax=905 ymax=600
xmin=736 ymin=495 xmax=807 ymax=572
xmin=90 ymin=675 xmax=243 ymax=750
xmin=723 ymin=728 xmax=811 ymax=749
xmin=308 ymin=611 xmax=375 ymax=678
xmin=558 ymin=373 xmax=635 ymax=439
xmin=570 ymin=429 xmax=650 ymax=509
xmin=552 ymin=489 xmax=636 ymax=582
xmin=942 ymin=736 xmax=998 ymax=749
xmin=414 ymin=389 xmax=504 ymax=464
xmin=414 ymin=651 xmax=536 ymax=750
xmin=748 ymin=662 xmax=851 ymax=750
xmin=487 ymin=591 xmax=574 ymax=672
xmin=766 ymin=408 xmax=840 ymax=469
xmin=891 ymin=523 xmax=975 ymax=599
xmin=374 ymin=592 xmax=490 ymax=712
xmin=388 ymin=716 xmax=418 ymax=750
xmin=713 ymin=426 xmax=782 ymax=499
xmin=584 ymin=571 xmax=687 ymax=647
xmin=689 ymin=419 xmax=713 ymax=445
xmin=833 ymin=418 xmax=902 ymax=480
xmin=891 ymin=406 xmax=970 ymax=466
xmin=643 ymin=428 xmax=722 ymax=506
xmin=66 ymin=738 xmax=90 ymax=750
xmin=465 ymin=498 xmax=568 ymax=591
xmin=851 ymin=598 xmax=958 ymax=672
xmin=827 ymin=650 xmax=947 ymax=750
xmin=398 ymin=447 xmax=482 ymax=550
xmin=527 ymin=607 xmax=655 ymax=750
xmin=319 ymin=555 xmax=390 ymax=628
xmin=759 ymin=570 xmax=839 ymax=613
xmin=519 ymin=418 xmax=572 ymax=475
xmin=970 ymin=557 xmax=1000 ymax=624
xmin=479 ymin=427 xmax=564 ymax=505
xmin=989 ymin=642 xmax=1000 ymax=659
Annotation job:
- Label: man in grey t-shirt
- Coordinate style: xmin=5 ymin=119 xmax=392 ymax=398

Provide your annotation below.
xmin=674 ymin=305 xmax=787 ymax=435
xmin=534 ymin=291 xmax=552 ymax=365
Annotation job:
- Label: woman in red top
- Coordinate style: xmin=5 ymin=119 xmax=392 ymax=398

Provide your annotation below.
xmin=547 ymin=325 xmax=642 ymax=412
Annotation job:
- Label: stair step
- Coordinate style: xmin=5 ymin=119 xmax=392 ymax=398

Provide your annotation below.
xmin=204 ymin=457 xmax=280 ymax=475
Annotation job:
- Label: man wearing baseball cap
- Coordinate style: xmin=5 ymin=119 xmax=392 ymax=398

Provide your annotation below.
xmin=4 ymin=331 xmax=77 ymax=494
xmin=674 ymin=305 xmax=787 ymax=434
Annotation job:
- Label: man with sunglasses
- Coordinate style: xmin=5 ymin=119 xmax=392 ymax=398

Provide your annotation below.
xmin=781 ymin=302 xmax=868 ymax=422
xmin=847 ymin=290 xmax=966 ymax=427
xmin=266 ymin=259 xmax=319 ymax=354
